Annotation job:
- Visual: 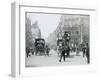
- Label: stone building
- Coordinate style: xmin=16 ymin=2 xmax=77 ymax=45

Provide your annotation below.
xmin=57 ymin=15 xmax=89 ymax=47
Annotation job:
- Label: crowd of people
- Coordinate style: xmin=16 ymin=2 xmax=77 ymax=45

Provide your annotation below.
xmin=26 ymin=31 xmax=90 ymax=64
xmin=57 ymin=42 xmax=90 ymax=64
xmin=26 ymin=42 xmax=90 ymax=64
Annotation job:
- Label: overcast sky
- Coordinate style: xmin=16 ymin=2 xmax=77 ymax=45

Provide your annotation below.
xmin=27 ymin=13 xmax=61 ymax=39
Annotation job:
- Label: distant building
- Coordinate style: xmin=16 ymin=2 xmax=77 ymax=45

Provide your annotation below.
xmin=26 ymin=17 xmax=32 ymax=48
xmin=26 ymin=18 xmax=41 ymax=50
xmin=31 ymin=21 xmax=41 ymax=41
xmin=57 ymin=15 xmax=89 ymax=47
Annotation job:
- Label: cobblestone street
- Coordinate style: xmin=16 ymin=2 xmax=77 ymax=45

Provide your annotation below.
xmin=26 ymin=51 xmax=88 ymax=67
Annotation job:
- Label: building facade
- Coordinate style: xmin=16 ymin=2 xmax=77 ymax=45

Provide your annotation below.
xmin=57 ymin=15 xmax=89 ymax=47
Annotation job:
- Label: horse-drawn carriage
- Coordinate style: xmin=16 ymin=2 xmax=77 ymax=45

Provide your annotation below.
xmin=35 ymin=38 xmax=45 ymax=55
xmin=57 ymin=31 xmax=70 ymax=47
xmin=57 ymin=31 xmax=71 ymax=57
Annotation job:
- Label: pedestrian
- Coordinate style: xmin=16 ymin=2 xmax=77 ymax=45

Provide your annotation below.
xmin=57 ymin=45 xmax=62 ymax=57
xmin=65 ymin=45 xmax=70 ymax=57
xmin=59 ymin=42 xmax=66 ymax=62
xmin=26 ymin=47 xmax=30 ymax=57
xmin=45 ymin=45 xmax=50 ymax=56
xmin=82 ymin=44 xmax=86 ymax=57
xmin=86 ymin=43 xmax=90 ymax=64
xmin=76 ymin=47 xmax=79 ymax=56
